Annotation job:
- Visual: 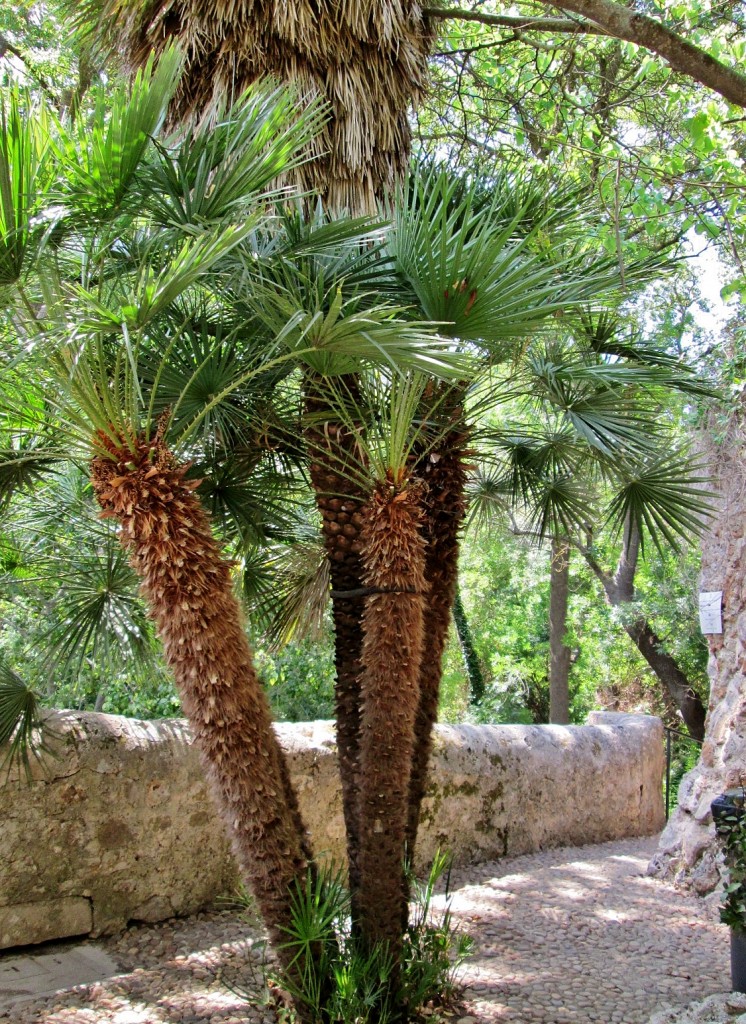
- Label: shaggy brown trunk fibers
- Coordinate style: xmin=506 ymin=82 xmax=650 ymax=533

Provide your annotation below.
xmin=90 ymin=432 xmax=311 ymax=967
xmin=357 ymin=482 xmax=427 ymax=966
xmin=305 ymin=380 xmax=368 ymax=916
xmin=405 ymin=433 xmax=468 ymax=864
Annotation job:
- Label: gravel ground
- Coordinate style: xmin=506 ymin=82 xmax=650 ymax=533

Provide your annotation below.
xmin=0 ymin=834 xmax=731 ymax=1024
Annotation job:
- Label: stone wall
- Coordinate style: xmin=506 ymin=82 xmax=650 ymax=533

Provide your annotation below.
xmin=649 ymin=421 xmax=746 ymax=893
xmin=0 ymin=710 xmax=664 ymax=949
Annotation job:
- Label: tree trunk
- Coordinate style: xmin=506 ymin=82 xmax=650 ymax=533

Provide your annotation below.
xmin=426 ymin=3 xmax=746 ymax=108
xmin=549 ymin=537 xmax=572 ymax=725
xmin=357 ymin=482 xmax=426 ymax=973
xmin=405 ymin=421 xmax=467 ymax=864
xmin=90 ymin=432 xmax=312 ymax=963
xmin=581 ymin=519 xmax=707 ymax=742
xmin=453 ymin=583 xmax=485 ymax=704
xmin=622 ymin=617 xmax=706 ymax=742
xmin=304 ymin=376 xmax=367 ymax=909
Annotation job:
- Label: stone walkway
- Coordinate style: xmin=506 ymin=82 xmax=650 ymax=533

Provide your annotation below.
xmin=0 ymin=835 xmax=731 ymax=1024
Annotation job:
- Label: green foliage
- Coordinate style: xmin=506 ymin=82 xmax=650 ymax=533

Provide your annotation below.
xmin=255 ymin=635 xmax=336 ymax=723
xmin=0 ymin=656 xmax=44 ymax=776
xmin=438 ymin=526 xmax=708 ymax=727
xmin=716 ymin=797 xmax=746 ymax=932
xmin=258 ymin=852 xmax=472 ymax=1024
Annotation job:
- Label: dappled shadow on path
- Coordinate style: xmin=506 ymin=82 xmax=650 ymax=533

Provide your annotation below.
xmin=0 ymin=910 xmax=273 ymax=1024
xmin=441 ymin=835 xmax=728 ymax=1024
xmin=1 ymin=836 xmax=729 ymax=1024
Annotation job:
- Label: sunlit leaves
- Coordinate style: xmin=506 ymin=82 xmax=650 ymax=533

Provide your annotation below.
xmin=143 ymin=84 xmax=329 ymax=229
xmin=0 ymin=88 xmax=53 ymax=285
xmin=388 ymin=165 xmax=646 ymax=356
xmin=54 ymin=48 xmax=182 ymax=219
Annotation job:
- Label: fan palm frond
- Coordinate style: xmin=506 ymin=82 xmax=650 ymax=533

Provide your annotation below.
xmin=526 ymin=475 xmax=594 ymax=542
xmin=388 ymin=165 xmax=658 ymax=355
xmin=605 ymin=448 xmax=716 ymax=553
xmin=54 ymin=47 xmax=182 ymax=220
xmin=0 ymin=658 xmax=44 ymax=778
xmin=0 ymin=441 xmax=62 ymax=510
xmin=252 ymin=537 xmax=331 ymax=650
xmin=142 ymin=83 xmax=329 ymax=230
xmin=244 ymin=273 xmax=469 ymax=380
xmin=40 ymin=538 xmax=153 ymax=678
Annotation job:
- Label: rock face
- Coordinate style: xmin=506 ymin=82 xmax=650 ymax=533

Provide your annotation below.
xmin=0 ymin=710 xmax=664 ymax=949
xmin=649 ymin=427 xmax=746 ymax=894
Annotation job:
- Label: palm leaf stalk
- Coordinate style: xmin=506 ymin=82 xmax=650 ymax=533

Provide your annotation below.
xmin=356 ymin=476 xmax=427 ymax=980
xmin=89 ymin=429 xmax=314 ymax=964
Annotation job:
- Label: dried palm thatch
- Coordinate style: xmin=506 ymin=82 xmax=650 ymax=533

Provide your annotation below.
xmin=95 ymin=0 xmax=434 ymax=214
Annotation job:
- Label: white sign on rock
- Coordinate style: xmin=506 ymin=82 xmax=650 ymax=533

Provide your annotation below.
xmin=699 ymin=591 xmax=723 ymax=634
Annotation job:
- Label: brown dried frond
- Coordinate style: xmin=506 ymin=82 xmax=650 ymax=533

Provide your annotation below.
xmin=101 ymin=0 xmax=434 ymax=214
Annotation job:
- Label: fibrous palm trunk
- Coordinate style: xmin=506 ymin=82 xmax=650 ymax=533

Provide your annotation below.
xmin=90 ymin=431 xmax=312 ymax=960
xmin=305 ymin=377 xmax=367 ymax=906
xmin=405 ymin=423 xmax=467 ymax=862
xmin=357 ymin=482 xmax=427 ymax=966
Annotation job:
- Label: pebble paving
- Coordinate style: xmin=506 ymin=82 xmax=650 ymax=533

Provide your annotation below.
xmin=0 ymin=835 xmax=730 ymax=1024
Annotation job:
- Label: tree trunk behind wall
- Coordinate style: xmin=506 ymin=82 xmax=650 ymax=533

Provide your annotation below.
xmin=582 ymin=519 xmax=707 ymax=741
xmin=549 ymin=537 xmax=572 ymax=725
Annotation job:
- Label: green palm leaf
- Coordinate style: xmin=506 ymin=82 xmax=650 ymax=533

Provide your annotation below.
xmin=0 ymin=441 xmax=62 ymax=510
xmin=251 ymin=537 xmax=331 ymax=650
xmin=143 ymin=84 xmax=329 ymax=229
xmin=245 ymin=276 xmax=469 ymax=379
xmin=388 ymin=165 xmax=657 ymax=354
xmin=55 ymin=47 xmax=181 ymax=220
xmin=0 ymin=658 xmax=44 ymax=778
xmin=0 ymin=88 xmax=53 ymax=285
xmin=605 ymin=449 xmax=715 ymax=553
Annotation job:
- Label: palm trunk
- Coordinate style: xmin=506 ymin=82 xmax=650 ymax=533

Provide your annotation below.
xmin=405 ymin=424 xmax=467 ymax=862
xmin=549 ymin=537 xmax=571 ymax=724
xmin=304 ymin=376 xmax=367 ymax=905
xmin=452 ymin=583 xmax=485 ymax=704
xmin=357 ymin=482 xmax=427 ymax=971
xmin=90 ymin=432 xmax=312 ymax=960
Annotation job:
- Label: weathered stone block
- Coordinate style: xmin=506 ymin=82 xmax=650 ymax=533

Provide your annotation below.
xmin=0 ymin=898 xmax=92 ymax=949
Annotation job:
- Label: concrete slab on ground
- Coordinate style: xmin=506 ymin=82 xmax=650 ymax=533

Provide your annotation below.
xmin=0 ymin=944 xmax=119 ymax=1013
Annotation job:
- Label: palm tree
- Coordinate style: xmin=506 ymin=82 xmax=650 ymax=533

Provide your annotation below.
xmin=466 ymin=317 xmax=714 ymax=736
xmin=0 ymin=61 xmax=362 ymax=981
xmin=57 ymin=1 xmax=688 ymax=971
xmin=0 ymin=62 xmax=474 ymax=1011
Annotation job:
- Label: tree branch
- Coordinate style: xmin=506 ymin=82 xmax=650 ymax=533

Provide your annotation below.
xmin=426 ymin=3 xmax=746 ymax=107
xmin=424 ymin=6 xmax=608 ymax=35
